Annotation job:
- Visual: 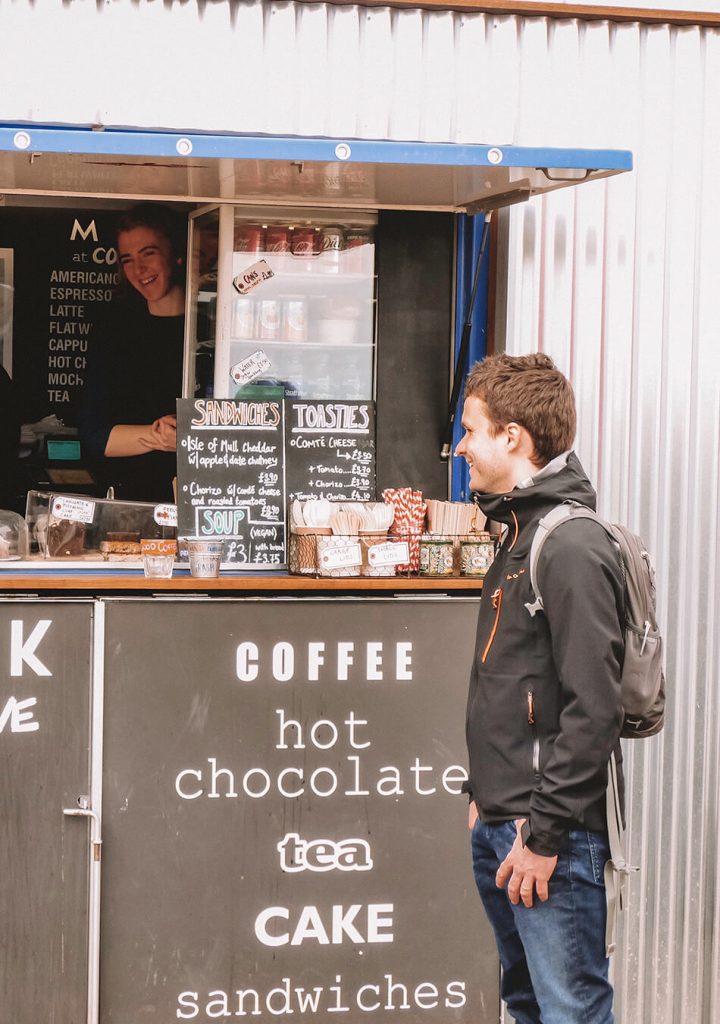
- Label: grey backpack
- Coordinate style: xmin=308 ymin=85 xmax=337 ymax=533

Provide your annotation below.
xmin=525 ymin=500 xmax=665 ymax=739
xmin=525 ymin=500 xmax=666 ymax=956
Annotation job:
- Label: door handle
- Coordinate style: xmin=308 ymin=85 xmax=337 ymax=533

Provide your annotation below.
xmin=63 ymin=806 xmax=102 ymax=861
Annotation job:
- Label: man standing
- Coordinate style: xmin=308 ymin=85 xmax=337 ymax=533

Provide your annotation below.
xmin=455 ymin=353 xmax=625 ymax=1024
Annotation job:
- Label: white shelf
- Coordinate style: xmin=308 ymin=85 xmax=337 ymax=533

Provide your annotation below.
xmin=232 ymin=254 xmax=374 ymax=285
xmin=229 ymin=338 xmax=373 ymax=350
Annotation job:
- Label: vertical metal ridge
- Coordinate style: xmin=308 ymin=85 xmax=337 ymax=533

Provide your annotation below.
xmin=504 ymin=19 xmax=720 ymax=1022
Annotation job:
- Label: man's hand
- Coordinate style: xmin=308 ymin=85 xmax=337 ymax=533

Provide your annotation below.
xmin=495 ymin=819 xmax=558 ymax=907
xmin=148 ymin=414 xmax=177 ymax=452
xmin=468 ymin=801 xmax=479 ymax=830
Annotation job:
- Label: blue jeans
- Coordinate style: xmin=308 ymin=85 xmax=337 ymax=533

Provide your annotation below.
xmin=471 ymin=818 xmax=614 ymax=1024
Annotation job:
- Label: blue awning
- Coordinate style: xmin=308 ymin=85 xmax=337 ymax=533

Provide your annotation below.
xmin=0 ymin=126 xmax=632 ymax=210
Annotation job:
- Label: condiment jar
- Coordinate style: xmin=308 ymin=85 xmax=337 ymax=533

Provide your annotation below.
xmin=460 ymin=532 xmax=495 ymax=577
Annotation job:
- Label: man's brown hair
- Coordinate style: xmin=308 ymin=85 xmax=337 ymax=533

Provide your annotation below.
xmin=464 ymin=353 xmax=576 ymax=467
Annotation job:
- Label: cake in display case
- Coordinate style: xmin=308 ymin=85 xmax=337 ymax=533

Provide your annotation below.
xmin=25 ymin=491 xmax=176 ymax=561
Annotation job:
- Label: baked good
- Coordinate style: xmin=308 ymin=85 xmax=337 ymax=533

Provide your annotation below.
xmin=46 ymin=518 xmax=86 ymax=557
xmin=100 ymin=540 xmax=142 ymax=555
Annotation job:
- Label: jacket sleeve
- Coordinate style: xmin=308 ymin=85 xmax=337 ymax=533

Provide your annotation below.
xmin=526 ymin=519 xmax=625 ymax=856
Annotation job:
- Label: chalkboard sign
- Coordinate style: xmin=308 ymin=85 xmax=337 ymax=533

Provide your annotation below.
xmin=100 ymin=599 xmax=499 ymax=1023
xmin=176 ymin=398 xmax=286 ymax=567
xmin=0 ymin=602 xmax=93 ymax=1023
xmin=0 ymin=207 xmax=120 ymax=424
xmin=285 ymin=400 xmax=376 ymax=502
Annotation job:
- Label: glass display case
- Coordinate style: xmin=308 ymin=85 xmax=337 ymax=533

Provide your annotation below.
xmin=25 ymin=490 xmax=176 ymax=561
xmin=184 ymin=205 xmax=376 ymax=403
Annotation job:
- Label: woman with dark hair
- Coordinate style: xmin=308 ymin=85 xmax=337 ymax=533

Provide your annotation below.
xmin=79 ymin=203 xmax=187 ymax=502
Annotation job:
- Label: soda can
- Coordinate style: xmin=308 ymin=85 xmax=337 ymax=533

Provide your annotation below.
xmin=257 ymin=299 xmax=281 ymax=340
xmin=291 ymin=227 xmax=318 ymax=257
xmin=320 ymin=226 xmax=345 ymax=272
xmin=231 ymin=297 xmax=256 ymax=339
xmin=283 ymin=297 xmax=308 ymax=342
xmin=234 ymin=224 xmax=265 ymax=253
xmin=265 ymin=226 xmax=291 ymax=253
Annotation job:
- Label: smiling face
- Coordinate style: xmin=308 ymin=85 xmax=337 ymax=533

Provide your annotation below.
xmin=455 ymin=395 xmax=517 ymax=495
xmin=118 ymin=225 xmax=183 ymax=315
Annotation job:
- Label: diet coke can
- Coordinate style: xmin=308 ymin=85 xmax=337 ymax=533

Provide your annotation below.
xmin=320 ymin=226 xmax=345 ymax=267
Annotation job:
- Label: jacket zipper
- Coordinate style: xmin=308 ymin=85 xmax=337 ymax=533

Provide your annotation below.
xmin=481 ymin=588 xmax=503 ymax=663
xmin=527 ymin=690 xmax=540 ymax=779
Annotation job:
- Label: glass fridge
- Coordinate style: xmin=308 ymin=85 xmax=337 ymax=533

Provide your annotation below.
xmin=184 ymin=205 xmax=376 ymax=404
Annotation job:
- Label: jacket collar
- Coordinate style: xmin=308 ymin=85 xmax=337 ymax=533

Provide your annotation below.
xmin=472 ymin=450 xmax=597 ymax=530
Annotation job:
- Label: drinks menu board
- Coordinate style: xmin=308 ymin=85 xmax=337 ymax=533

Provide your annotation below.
xmin=176 ymin=399 xmax=286 ymax=567
xmin=284 ymin=400 xmax=375 ymax=502
xmin=0 ymin=208 xmax=120 ymax=424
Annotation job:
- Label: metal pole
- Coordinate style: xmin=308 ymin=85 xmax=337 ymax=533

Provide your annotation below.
xmin=440 ymin=211 xmax=492 ymax=460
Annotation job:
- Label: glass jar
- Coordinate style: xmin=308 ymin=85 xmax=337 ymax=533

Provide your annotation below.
xmin=0 ymin=510 xmax=30 ymax=560
xmin=419 ymin=535 xmax=455 ymax=577
xmin=460 ymin=533 xmax=496 ymax=577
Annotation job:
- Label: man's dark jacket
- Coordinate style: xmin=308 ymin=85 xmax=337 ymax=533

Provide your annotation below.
xmin=465 ymin=452 xmax=625 ymax=856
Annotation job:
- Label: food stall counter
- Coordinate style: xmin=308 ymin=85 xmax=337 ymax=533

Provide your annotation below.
xmin=0 ymin=571 xmax=484 ymax=593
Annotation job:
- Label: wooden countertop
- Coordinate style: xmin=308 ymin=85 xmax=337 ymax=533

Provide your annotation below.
xmin=0 ymin=571 xmax=484 ymax=593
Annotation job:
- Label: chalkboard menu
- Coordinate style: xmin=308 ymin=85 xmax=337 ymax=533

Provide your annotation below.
xmin=285 ymin=400 xmax=375 ymax=502
xmin=0 ymin=207 xmax=120 ymax=424
xmin=176 ymin=398 xmax=286 ymax=567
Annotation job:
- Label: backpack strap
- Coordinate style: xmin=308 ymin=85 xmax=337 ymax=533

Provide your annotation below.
xmin=604 ymin=750 xmax=638 ymax=956
xmin=525 ymin=501 xmax=602 ymax=617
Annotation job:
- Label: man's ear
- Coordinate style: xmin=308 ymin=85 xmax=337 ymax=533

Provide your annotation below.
xmin=506 ymin=422 xmax=537 ymax=461
xmin=506 ymin=421 xmax=523 ymax=451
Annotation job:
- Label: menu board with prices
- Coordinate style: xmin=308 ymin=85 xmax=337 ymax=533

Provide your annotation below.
xmin=284 ymin=400 xmax=375 ymax=502
xmin=176 ymin=399 xmax=286 ymax=567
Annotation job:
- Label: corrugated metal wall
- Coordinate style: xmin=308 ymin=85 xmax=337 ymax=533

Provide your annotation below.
xmin=502 ymin=22 xmax=720 ymax=1024
xmin=2 ymin=2 xmax=719 ymax=1020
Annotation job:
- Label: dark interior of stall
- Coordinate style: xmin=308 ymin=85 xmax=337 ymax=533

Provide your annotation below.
xmin=0 ymin=201 xmax=457 ymax=520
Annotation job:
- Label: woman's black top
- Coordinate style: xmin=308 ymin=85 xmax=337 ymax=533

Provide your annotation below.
xmin=78 ymin=301 xmax=184 ymax=503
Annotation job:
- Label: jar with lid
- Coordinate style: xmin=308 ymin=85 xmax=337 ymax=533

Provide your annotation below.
xmin=460 ymin=532 xmax=495 ymax=577
xmin=0 ymin=510 xmax=30 ymax=560
xmin=419 ymin=535 xmax=455 ymax=577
